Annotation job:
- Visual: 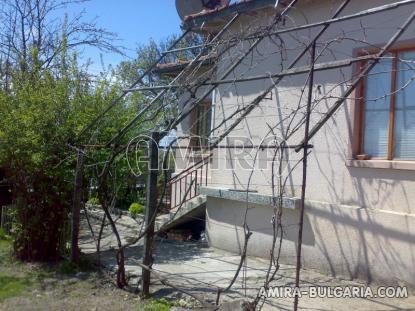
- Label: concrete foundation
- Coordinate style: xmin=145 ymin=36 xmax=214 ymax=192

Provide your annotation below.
xmin=205 ymin=194 xmax=415 ymax=287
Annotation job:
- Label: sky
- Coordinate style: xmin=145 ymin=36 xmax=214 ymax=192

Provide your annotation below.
xmin=60 ymin=1 xmax=183 ymax=73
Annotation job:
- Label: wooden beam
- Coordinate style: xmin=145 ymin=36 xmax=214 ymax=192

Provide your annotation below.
xmin=388 ymin=53 xmax=398 ymax=160
xmin=141 ymin=132 xmax=160 ymax=297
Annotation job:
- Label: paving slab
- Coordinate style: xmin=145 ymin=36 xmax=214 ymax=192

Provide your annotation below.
xmin=80 ymin=211 xmax=415 ymax=311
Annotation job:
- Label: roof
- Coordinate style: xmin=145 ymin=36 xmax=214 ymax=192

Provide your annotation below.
xmin=154 ymin=54 xmax=216 ymax=76
xmin=182 ymin=0 xmax=277 ymax=30
xmin=159 ymin=0 xmax=277 ymax=75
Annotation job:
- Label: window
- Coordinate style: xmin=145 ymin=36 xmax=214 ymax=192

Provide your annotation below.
xmin=191 ymin=102 xmax=212 ymax=148
xmin=360 ymin=50 xmax=415 ymax=160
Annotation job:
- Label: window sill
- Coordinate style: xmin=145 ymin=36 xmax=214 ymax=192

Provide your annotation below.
xmin=346 ymin=159 xmax=415 ymax=171
xmin=199 ymin=186 xmax=300 ymax=209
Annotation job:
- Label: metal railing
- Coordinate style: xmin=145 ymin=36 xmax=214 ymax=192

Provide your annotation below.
xmin=167 ymin=153 xmax=212 ymax=210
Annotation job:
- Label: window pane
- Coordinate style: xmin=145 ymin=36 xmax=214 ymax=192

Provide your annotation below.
xmin=394 ymin=51 xmax=415 ymax=159
xmin=197 ymin=105 xmax=212 ymax=146
xmin=363 ymin=58 xmax=392 ymax=158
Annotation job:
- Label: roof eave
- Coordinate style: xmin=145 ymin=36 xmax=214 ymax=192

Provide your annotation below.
xmin=154 ymin=57 xmax=216 ymax=77
xmin=182 ymin=0 xmax=278 ymax=31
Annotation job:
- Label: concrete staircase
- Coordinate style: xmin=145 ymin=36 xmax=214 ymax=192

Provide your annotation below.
xmin=155 ymin=195 xmax=207 ymax=232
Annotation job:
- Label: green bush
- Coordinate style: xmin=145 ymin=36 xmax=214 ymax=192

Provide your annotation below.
xmin=57 ymin=256 xmax=95 ymax=275
xmin=139 ymin=298 xmax=170 ymax=311
xmin=0 ymin=228 xmax=10 ymax=241
xmin=87 ymin=197 xmax=100 ymax=205
xmin=128 ymin=203 xmax=145 ymax=218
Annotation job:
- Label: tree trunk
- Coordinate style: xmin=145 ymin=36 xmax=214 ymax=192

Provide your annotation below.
xmin=71 ymin=149 xmax=85 ymax=263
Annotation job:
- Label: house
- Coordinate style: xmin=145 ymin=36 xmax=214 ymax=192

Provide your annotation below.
xmin=164 ymin=0 xmax=415 ymax=287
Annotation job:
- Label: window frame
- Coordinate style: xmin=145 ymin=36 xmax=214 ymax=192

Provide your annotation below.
xmin=190 ymin=100 xmax=212 ymax=149
xmin=355 ymin=43 xmax=415 ymax=162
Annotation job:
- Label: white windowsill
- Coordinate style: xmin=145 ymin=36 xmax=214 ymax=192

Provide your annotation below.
xmin=346 ymin=159 xmax=415 ymax=171
xmin=199 ymin=186 xmax=300 ymax=209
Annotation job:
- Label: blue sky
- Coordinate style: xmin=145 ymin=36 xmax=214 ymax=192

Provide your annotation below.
xmin=60 ymin=1 xmax=182 ymax=72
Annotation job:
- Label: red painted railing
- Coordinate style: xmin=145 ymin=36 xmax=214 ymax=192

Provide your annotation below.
xmin=167 ymin=153 xmax=212 ymax=210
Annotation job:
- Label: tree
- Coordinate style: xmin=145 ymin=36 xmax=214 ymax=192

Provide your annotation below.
xmin=0 ymin=47 xmax=133 ymax=260
xmin=0 ymin=0 xmax=130 ymax=260
xmin=0 ymin=0 xmax=122 ymax=91
xmin=116 ymin=33 xmax=204 ymax=88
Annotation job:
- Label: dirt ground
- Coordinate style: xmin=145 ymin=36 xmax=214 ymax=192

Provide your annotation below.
xmin=0 ymin=272 xmax=144 ymax=311
xmin=0 ymin=238 xmax=171 ymax=311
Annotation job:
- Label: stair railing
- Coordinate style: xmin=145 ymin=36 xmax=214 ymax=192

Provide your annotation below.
xmin=167 ymin=153 xmax=212 ymax=210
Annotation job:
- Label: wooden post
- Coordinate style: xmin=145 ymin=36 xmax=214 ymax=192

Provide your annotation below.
xmin=141 ymin=132 xmax=160 ymax=297
xmin=71 ymin=149 xmax=85 ymax=263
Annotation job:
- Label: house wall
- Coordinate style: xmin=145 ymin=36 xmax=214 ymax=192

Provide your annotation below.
xmin=207 ymin=197 xmax=415 ymax=286
xmin=172 ymin=86 xmax=213 ymax=207
xmin=203 ymin=0 xmax=415 ymax=285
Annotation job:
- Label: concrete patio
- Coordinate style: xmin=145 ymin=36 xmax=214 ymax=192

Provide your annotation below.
xmin=79 ymin=211 xmax=415 ymax=311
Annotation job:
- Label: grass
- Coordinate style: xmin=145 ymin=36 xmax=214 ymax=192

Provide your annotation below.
xmin=0 ymin=232 xmax=175 ymax=309
xmin=0 ymin=240 xmax=11 ymax=264
xmin=0 ymin=232 xmax=124 ymax=303
xmin=0 ymin=232 xmax=13 ymax=265
xmin=0 ymin=234 xmax=32 ymax=302
xmin=0 ymin=275 xmax=30 ymax=301
xmin=139 ymin=298 xmax=171 ymax=311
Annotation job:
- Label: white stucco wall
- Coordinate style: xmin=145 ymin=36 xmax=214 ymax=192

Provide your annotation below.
xmin=206 ymin=197 xmax=415 ymax=286
xmin=200 ymin=0 xmax=415 ymax=285
xmin=208 ymin=0 xmax=415 ymax=214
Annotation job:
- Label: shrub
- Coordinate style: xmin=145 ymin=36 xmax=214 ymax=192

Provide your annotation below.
xmin=0 ymin=228 xmax=10 ymax=241
xmin=128 ymin=203 xmax=145 ymax=218
xmin=139 ymin=298 xmax=170 ymax=311
xmin=0 ymin=49 xmax=132 ymax=262
xmin=57 ymin=256 xmax=95 ymax=275
xmin=87 ymin=197 xmax=100 ymax=205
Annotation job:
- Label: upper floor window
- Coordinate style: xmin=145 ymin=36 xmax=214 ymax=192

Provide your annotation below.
xmin=191 ymin=101 xmax=212 ymax=148
xmin=360 ymin=50 xmax=415 ymax=160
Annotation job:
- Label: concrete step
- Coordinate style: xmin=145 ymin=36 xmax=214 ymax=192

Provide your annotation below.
xmin=155 ymin=195 xmax=207 ymax=232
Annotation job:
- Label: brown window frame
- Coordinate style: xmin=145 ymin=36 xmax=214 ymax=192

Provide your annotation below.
xmin=354 ymin=44 xmax=415 ymax=162
xmin=190 ymin=100 xmax=212 ymax=149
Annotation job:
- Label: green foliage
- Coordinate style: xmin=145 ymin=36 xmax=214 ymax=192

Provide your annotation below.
xmin=139 ymin=298 xmax=171 ymax=311
xmin=129 ymin=203 xmax=145 ymax=218
xmin=0 ymin=240 xmax=12 ymax=264
xmin=0 ymin=9 xmax=179 ymax=262
xmin=116 ymin=34 xmax=203 ymax=88
xmin=87 ymin=197 xmax=100 ymax=205
xmin=57 ymin=256 xmax=95 ymax=275
xmin=0 ymin=239 xmax=28 ymax=301
xmin=0 ymin=46 xmax=133 ymax=261
xmin=0 ymin=275 xmax=30 ymax=302
xmin=0 ymin=228 xmax=10 ymax=241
